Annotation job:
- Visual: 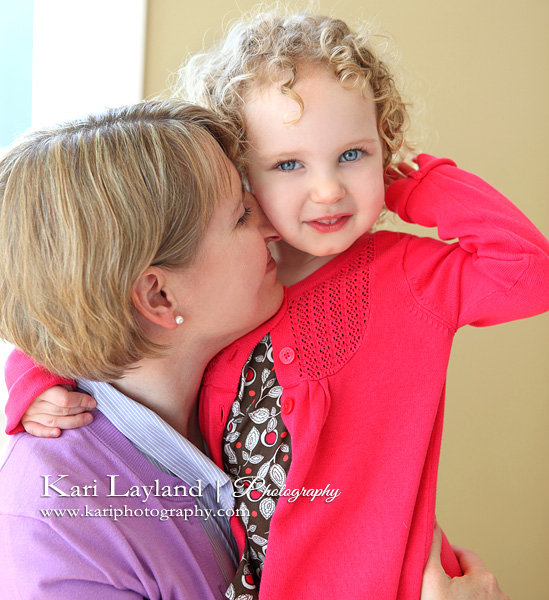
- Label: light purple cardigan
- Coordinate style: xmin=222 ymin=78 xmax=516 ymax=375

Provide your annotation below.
xmin=0 ymin=411 xmax=227 ymax=599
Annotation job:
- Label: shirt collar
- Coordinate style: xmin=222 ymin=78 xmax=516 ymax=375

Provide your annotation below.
xmin=77 ymin=379 xmax=234 ymax=510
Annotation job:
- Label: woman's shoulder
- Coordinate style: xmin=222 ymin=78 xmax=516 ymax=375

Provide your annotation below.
xmin=0 ymin=417 xmax=103 ymax=508
xmin=0 ymin=413 xmax=146 ymax=516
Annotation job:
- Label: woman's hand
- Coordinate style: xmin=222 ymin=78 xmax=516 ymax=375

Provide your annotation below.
xmin=421 ymin=524 xmax=510 ymax=600
xmin=22 ymin=386 xmax=96 ymax=438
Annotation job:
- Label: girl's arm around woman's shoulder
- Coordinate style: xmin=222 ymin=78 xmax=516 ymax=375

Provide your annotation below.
xmin=3 ymin=348 xmax=91 ymax=436
xmin=384 ymin=155 xmax=549 ymax=328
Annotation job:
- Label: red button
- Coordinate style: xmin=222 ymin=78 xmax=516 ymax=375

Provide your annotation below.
xmin=279 ymin=347 xmax=295 ymax=364
xmin=281 ymin=397 xmax=295 ymax=414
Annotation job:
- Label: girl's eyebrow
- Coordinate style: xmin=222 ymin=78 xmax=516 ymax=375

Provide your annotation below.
xmin=254 ymin=148 xmax=303 ymax=164
xmin=350 ymin=138 xmax=380 ymax=146
xmin=257 ymin=138 xmax=381 ymax=162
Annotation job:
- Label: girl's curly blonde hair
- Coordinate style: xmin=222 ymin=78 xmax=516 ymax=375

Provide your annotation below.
xmin=174 ymin=10 xmax=412 ymax=168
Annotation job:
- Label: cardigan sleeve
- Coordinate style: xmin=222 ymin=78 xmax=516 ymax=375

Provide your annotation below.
xmin=3 ymin=348 xmax=75 ymax=434
xmin=385 ymin=155 xmax=549 ymax=329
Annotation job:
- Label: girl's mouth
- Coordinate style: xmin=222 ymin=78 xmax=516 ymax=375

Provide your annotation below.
xmin=305 ymin=214 xmax=351 ymax=232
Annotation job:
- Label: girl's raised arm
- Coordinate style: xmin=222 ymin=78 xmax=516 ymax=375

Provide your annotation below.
xmin=385 ymin=154 xmax=549 ymax=328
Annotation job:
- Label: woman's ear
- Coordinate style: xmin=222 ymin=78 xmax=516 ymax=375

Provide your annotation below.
xmin=132 ymin=267 xmax=180 ymax=330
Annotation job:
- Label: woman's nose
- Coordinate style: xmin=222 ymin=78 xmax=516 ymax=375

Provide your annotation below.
xmin=309 ymin=171 xmax=345 ymax=204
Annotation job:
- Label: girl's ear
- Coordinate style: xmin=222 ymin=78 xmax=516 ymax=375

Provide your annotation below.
xmin=132 ymin=267 xmax=180 ymax=330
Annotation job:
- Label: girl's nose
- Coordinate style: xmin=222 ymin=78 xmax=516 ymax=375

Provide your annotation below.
xmin=309 ymin=172 xmax=345 ymax=204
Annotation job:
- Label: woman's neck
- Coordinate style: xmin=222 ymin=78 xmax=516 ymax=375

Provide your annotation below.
xmin=270 ymin=240 xmax=339 ymax=286
xmin=111 ymin=348 xmax=210 ymax=448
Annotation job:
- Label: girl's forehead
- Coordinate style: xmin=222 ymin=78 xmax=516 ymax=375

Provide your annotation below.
xmin=242 ymin=70 xmax=381 ymax=164
xmin=247 ymin=62 xmax=331 ymax=92
xmin=243 ymin=68 xmax=374 ymax=124
xmin=244 ymin=62 xmax=373 ymax=107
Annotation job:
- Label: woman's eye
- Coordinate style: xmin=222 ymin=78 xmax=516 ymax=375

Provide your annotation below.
xmin=237 ymin=207 xmax=252 ymax=226
xmin=340 ymin=149 xmax=364 ymax=162
xmin=276 ymin=160 xmax=302 ymax=172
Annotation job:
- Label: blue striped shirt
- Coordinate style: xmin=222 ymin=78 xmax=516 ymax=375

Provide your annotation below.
xmin=77 ymin=379 xmax=238 ymax=587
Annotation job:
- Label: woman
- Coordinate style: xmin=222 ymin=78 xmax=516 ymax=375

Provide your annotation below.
xmin=0 ymin=99 xmax=507 ymax=599
xmin=0 ymin=99 xmax=281 ymax=599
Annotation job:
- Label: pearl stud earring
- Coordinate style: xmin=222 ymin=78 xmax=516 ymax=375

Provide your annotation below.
xmin=175 ymin=315 xmax=184 ymax=325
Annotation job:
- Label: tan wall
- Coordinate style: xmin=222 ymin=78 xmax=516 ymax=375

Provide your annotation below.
xmin=145 ymin=1 xmax=548 ymax=598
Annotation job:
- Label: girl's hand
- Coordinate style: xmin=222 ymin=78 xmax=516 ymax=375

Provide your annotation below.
xmin=22 ymin=386 xmax=96 ymax=438
xmin=384 ymin=159 xmax=418 ymax=190
xmin=421 ymin=524 xmax=509 ymax=600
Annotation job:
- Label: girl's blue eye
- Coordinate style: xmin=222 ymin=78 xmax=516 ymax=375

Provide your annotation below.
xmin=276 ymin=160 xmax=302 ymax=171
xmin=340 ymin=149 xmax=364 ymax=162
xmin=237 ymin=207 xmax=252 ymax=226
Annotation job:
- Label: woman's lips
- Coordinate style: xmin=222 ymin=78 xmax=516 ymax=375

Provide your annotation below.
xmin=304 ymin=214 xmax=351 ymax=233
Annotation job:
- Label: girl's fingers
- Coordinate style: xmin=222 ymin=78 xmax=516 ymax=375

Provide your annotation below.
xmin=26 ymin=392 xmax=96 ymax=416
xmin=22 ymin=411 xmax=94 ymax=433
xmin=21 ymin=420 xmax=62 ymax=438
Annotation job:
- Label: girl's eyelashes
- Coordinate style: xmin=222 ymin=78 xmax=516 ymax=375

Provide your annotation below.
xmin=274 ymin=148 xmax=366 ymax=171
xmin=237 ymin=206 xmax=252 ymax=226
xmin=275 ymin=159 xmax=303 ymax=172
xmin=339 ymin=149 xmax=365 ymax=162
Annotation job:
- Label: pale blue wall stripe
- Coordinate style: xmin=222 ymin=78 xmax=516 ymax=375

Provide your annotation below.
xmin=0 ymin=0 xmax=34 ymax=147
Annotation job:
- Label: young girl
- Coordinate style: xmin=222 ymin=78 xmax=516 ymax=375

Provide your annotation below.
xmin=5 ymin=11 xmax=548 ymax=600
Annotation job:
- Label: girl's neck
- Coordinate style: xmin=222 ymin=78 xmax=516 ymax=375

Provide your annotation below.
xmin=271 ymin=240 xmax=340 ymax=286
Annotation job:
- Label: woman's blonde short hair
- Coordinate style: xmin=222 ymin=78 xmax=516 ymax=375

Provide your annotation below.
xmin=0 ymin=100 xmax=238 ymax=381
xmin=174 ymin=10 xmax=411 ymax=167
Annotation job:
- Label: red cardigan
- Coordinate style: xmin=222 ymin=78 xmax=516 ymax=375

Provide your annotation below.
xmin=5 ymin=156 xmax=549 ymax=599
